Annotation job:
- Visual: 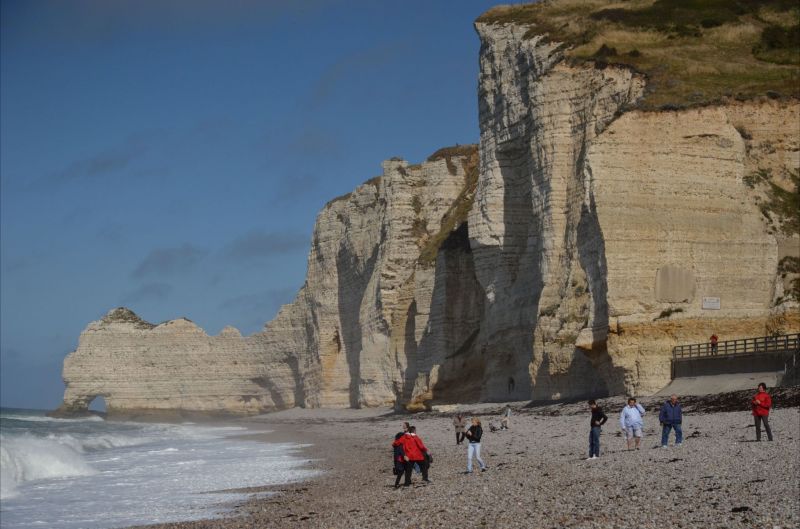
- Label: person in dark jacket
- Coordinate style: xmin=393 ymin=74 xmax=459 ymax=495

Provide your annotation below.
xmin=392 ymin=432 xmax=406 ymax=488
xmin=587 ymin=399 xmax=608 ymax=460
xmin=751 ymin=382 xmax=773 ymax=441
xmin=392 ymin=425 xmax=431 ymax=486
xmin=464 ymin=418 xmax=487 ymax=473
xmin=659 ymin=394 xmax=683 ymax=447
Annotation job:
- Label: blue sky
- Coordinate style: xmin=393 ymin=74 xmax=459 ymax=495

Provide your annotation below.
xmin=0 ymin=0 xmax=504 ymax=409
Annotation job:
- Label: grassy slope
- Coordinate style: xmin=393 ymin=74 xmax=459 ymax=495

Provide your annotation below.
xmin=477 ymin=0 xmax=799 ymax=110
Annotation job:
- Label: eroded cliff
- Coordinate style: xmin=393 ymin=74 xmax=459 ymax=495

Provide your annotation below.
xmin=57 ymin=3 xmax=799 ymax=416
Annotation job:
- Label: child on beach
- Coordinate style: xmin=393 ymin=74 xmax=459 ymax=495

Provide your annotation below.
xmin=587 ymin=399 xmax=608 ymax=460
xmin=619 ymin=397 xmax=646 ymax=450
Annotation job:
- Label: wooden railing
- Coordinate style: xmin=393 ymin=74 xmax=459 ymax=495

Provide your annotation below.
xmin=672 ymin=333 xmax=800 ymax=360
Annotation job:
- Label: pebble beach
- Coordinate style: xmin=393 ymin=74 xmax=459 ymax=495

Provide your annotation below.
xmin=133 ymin=389 xmax=800 ymax=529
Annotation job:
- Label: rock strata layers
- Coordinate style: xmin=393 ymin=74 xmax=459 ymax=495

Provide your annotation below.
xmin=58 ymin=152 xmax=481 ymax=414
xmin=57 ymin=308 xmax=302 ymax=415
xmin=57 ymin=14 xmax=799 ymax=416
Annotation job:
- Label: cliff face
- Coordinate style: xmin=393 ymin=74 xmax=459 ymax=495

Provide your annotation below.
xmin=57 ymin=14 xmax=799 ymax=416
xmin=468 ymin=22 xmax=797 ymax=400
xmin=468 ymin=22 xmax=646 ymax=402
xmin=58 ymin=153 xmax=481 ymax=414
xmin=58 ymin=308 xmax=295 ymax=415
xmin=297 ymin=155 xmax=477 ymax=408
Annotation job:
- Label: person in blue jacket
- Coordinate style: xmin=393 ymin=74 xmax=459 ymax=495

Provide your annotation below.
xmin=659 ymin=394 xmax=683 ymax=448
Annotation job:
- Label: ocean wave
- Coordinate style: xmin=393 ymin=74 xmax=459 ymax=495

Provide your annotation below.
xmin=46 ymin=431 xmax=151 ymax=453
xmin=0 ymin=434 xmax=97 ymax=500
xmin=1 ymin=413 xmax=104 ymax=423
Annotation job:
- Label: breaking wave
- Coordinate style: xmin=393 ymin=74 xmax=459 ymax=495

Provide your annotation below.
xmin=0 ymin=434 xmax=97 ymax=499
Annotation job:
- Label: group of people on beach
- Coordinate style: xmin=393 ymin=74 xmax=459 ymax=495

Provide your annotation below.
xmin=586 ymin=382 xmax=775 ymax=459
xmin=392 ymin=415 xmax=489 ymax=487
xmin=390 ymin=383 xmax=776 ymax=486
xmin=590 ymin=395 xmax=673 ymax=457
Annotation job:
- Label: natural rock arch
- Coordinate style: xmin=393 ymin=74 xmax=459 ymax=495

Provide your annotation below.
xmin=88 ymin=395 xmax=107 ymax=412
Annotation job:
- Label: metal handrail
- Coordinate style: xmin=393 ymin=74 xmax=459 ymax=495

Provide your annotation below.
xmin=672 ymin=333 xmax=800 ymax=360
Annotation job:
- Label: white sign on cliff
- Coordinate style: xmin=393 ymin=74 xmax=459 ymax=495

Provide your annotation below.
xmin=702 ymin=297 xmax=721 ymax=310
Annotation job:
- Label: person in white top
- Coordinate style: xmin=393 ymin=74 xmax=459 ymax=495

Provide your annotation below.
xmin=619 ymin=397 xmax=646 ymax=450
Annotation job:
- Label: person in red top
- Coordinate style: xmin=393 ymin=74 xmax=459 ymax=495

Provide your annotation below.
xmin=392 ymin=425 xmax=431 ymax=486
xmin=710 ymin=334 xmax=719 ymax=355
xmin=751 ymin=382 xmax=773 ymax=441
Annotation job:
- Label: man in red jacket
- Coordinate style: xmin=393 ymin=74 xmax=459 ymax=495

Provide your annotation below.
xmin=751 ymin=382 xmax=773 ymax=441
xmin=392 ymin=425 xmax=431 ymax=486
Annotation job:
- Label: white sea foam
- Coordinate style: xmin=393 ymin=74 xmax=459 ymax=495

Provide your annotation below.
xmin=0 ymin=434 xmax=98 ymax=499
xmin=0 ymin=412 xmax=104 ymax=423
xmin=0 ymin=411 xmax=316 ymax=529
xmin=44 ymin=431 xmax=152 ymax=453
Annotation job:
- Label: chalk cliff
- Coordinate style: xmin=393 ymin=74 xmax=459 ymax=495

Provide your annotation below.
xmin=57 ymin=7 xmax=799 ymax=416
xmin=58 ymin=307 xmax=306 ymax=415
xmin=58 ymin=150 xmax=482 ymax=414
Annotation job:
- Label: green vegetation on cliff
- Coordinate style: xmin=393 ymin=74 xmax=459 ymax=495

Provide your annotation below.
xmin=477 ymin=0 xmax=799 ymax=109
xmin=744 ymin=167 xmax=800 ymax=301
xmin=418 ymin=145 xmax=479 ymax=265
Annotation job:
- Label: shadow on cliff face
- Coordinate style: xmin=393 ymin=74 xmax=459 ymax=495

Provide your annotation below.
xmin=576 ymin=167 xmax=609 ymax=350
xmin=400 ymin=299 xmax=418 ymax=404
xmin=419 ymin=222 xmax=487 ymax=405
xmin=531 ymin=344 xmax=629 ymax=402
xmin=252 ymin=354 xmax=307 ymax=409
xmin=475 ymin=138 xmax=544 ymax=400
xmin=336 ymin=242 xmax=380 ymax=408
xmin=250 ymin=377 xmax=288 ymax=409
xmin=573 ymin=165 xmax=633 ymax=398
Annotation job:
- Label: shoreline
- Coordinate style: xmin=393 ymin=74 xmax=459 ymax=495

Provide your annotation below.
xmin=127 ymin=389 xmax=800 ymax=529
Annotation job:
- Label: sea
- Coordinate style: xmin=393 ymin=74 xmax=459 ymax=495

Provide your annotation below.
xmin=0 ymin=408 xmax=319 ymax=529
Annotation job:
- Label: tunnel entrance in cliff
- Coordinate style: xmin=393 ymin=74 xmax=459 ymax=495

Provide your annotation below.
xmin=88 ymin=395 xmax=107 ymax=412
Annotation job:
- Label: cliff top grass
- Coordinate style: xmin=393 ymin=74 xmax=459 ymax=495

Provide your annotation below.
xmin=102 ymin=307 xmax=156 ymax=329
xmin=477 ymin=0 xmax=799 ymax=109
xmin=427 ymin=144 xmax=478 ymax=162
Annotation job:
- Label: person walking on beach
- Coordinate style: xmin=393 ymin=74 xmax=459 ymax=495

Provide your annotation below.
xmin=392 ymin=432 xmax=406 ymax=488
xmin=392 ymin=425 xmax=431 ymax=486
xmin=464 ymin=418 xmax=487 ymax=473
xmin=751 ymin=383 xmax=774 ymax=441
xmin=452 ymin=414 xmax=467 ymax=445
xmin=659 ymin=394 xmax=683 ymax=448
xmin=500 ymin=405 xmax=511 ymax=430
xmin=619 ymin=397 xmax=646 ymax=450
xmin=587 ymin=399 xmax=608 ymax=460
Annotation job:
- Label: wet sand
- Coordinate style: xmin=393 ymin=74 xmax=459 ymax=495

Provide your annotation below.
xmin=131 ymin=389 xmax=800 ymax=529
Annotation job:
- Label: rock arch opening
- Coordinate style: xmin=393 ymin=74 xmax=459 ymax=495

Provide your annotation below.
xmin=88 ymin=395 xmax=107 ymax=412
